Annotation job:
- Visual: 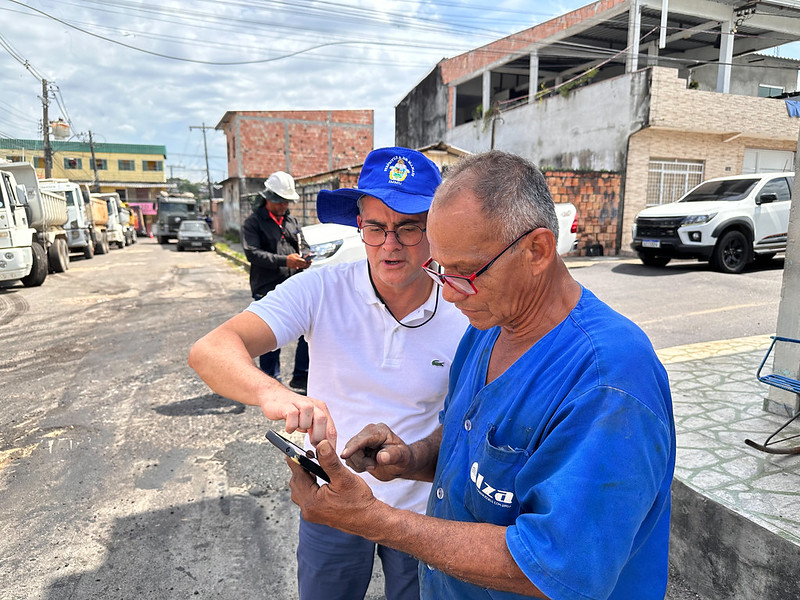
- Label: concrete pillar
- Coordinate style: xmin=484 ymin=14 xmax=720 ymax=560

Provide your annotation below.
xmin=482 ymin=70 xmax=491 ymax=114
xmin=528 ymin=50 xmax=539 ymax=103
xmin=765 ymin=129 xmax=800 ymax=415
xmin=648 ymin=43 xmax=659 ymax=67
xmin=450 ymin=85 xmax=457 ymax=129
xmin=716 ymin=13 xmax=734 ymax=94
xmin=626 ymin=0 xmax=641 ymax=73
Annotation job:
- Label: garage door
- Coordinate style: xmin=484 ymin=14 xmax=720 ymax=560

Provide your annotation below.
xmin=743 ymin=149 xmax=795 ymax=173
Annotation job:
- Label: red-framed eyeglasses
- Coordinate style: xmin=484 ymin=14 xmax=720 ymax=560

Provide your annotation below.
xmin=422 ymin=229 xmax=535 ymax=295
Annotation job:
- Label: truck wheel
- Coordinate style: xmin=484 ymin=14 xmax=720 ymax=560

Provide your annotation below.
xmin=94 ymin=232 xmax=109 ymax=255
xmin=48 ymin=238 xmax=70 ymax=273
xmin=83 ymin=239 xmax=95 ymax=260
xmin=711 ymin=230 xmax=750 ymax=274
xmin=21 ymin=243 xmax=47 ymax=287
xmin=638 ymin=252 xmax=671 ymax=268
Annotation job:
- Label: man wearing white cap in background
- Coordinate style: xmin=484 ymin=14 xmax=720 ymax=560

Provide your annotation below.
xmin=241 ymin=171 xmax=311 ymax=392
xmin=189 ymin=147 xmax=468 ymax=600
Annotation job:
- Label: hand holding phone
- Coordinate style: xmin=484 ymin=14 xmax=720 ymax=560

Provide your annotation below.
xmin=266 ymin=429 xmax=331 ymax=483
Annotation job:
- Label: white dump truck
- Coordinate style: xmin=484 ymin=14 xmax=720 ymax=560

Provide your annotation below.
xmin=0 ymin=161 xmax=69 ymax=286
xmin=39 ymin=179 xmax=110 ymax=259
xmin=118 ymin=202 xmax=136 ymax=246
xmin=92 ymin=192 xmax=130 ymax=249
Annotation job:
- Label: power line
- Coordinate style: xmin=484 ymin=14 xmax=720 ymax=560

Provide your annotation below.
xmin=0 ymin=30 xmax=47 ymax=81
xmin=8 ymin=0 xmax=523 ymax=66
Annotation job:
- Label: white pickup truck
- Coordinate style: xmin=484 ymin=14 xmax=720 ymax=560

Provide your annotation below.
xmin=631 ymin=172 xmax=792 ymax=274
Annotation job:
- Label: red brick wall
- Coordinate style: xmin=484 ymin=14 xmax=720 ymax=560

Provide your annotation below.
xmin=544 ymin=170 xmax=622 ymax=256
xmin=223 ymin=110 xmax=373 ymax=179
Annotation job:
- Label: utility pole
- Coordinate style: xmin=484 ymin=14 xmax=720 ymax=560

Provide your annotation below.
xmin=189 ymin=123 xmax=215 ymax=227
xmin=41 ymin=79 xmax=52 ymax=178
xmin=88 ymin=130 xmax=100 ymax=192
xmin=166 ymin=163 xmax=186 ymax=179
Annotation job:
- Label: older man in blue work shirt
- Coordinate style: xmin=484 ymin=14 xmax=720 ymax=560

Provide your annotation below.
xmin=285 ymin=150 xmax=676 ymax=600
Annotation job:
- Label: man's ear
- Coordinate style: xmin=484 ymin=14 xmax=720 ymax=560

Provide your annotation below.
xmin=526 ymin=227 xmax=557 ymax=272
xmin=356 ymin=215 xmax=362 ymax=228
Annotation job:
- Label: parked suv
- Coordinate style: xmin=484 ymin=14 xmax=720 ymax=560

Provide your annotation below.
xmin=631 ymin=172 xmax=793 ymax=273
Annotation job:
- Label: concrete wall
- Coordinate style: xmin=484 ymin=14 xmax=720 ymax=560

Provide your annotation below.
xmin=445 ymin=70 xmax=650 ymax=172
xmin=690 ymin=55 xmax=799 ymax=97
xmin=670 ymin=479 xmax=800 ymax=600
xmin=396 ymin=65 xmax=449 ymax=150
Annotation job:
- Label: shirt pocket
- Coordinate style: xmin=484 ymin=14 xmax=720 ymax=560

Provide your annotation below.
xmin=463 ymin=426 xmax=527 ymax=526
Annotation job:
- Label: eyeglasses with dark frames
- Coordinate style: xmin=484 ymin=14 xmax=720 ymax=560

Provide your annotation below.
xmin=359 ymin=224 xmax=426 ymax=247
xmin=422 ymin=229 xmax=535 ymax=295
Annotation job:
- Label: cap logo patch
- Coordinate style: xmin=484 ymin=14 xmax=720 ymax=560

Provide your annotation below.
xmin=386 ymin=156 xmax=414 ymax=184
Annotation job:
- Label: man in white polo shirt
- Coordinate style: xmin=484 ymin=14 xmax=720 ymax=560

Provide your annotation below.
xmin=188 ymin=146 xmax=468 ymax=600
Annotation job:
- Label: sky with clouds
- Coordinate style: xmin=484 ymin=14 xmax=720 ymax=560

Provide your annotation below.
xmin=1 ymin=0 xmax=799 ymax=184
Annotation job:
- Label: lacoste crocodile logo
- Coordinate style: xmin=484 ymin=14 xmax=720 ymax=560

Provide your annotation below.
xmin=431 ymin=360 xmax=445 ymax=367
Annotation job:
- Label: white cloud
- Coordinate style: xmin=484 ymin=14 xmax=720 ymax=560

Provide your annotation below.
xmin=2 ymin=0 xmax=798 ymax=183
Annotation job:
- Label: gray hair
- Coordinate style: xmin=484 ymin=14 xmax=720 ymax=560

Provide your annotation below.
xmin=433 ymin=150 xmax=558 ymax=244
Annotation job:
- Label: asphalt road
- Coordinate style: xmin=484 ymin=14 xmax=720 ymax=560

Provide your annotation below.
xmin=0 ymin=240 xmax=786 ymax=599
xmin=0 ymin=239 xmax=305 ymax=599
xmin=568 ymin=255 xmax=785 ymax=350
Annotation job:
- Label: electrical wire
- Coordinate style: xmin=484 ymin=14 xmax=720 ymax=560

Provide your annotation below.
xmin=10 ymin=0 xmax=502 ymax=65
xmin=0 ymin=30 xmax=47 ymax=81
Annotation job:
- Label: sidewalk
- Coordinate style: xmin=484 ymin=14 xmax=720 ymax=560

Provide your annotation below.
xmin=659 ymin=336 xmax=800 ymax=599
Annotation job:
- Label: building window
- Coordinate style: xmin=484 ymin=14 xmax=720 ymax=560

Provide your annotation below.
xmin=758 ymin=84 xmax=783 ymax=98
xmin=118 ymin=159 xmax=136 ymax=171
xmin=64 ymin=157 xmax=83 ymax=170
xmin=142 ymin=160 xmax=163 ymax=172
xmin=5 ymin=155 xmax=23 ymax=162
xmin=95 ymin=158 xmax=108 ymax=170
xmin=646 ymin=159 xmax=704 ymax=206
xmin=34 ymin=157 xmax=45 ymax=169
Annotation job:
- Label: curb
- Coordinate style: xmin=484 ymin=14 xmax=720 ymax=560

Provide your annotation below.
xmin=214 ymin=245 xmax=250 ymax=272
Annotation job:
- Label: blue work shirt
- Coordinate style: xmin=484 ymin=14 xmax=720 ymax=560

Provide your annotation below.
xmin=421 ymin=287 xmax=675 ymax=600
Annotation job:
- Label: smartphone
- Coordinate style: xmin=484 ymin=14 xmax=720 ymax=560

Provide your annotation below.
xmin=302 ymin=253 xmax=316 ymax=262
xmin=265 ymin=429 xmax=331 ymax=483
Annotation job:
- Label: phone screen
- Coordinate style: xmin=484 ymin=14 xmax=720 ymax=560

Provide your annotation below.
xmin=265 ymin=430 xmax=331 ymax=483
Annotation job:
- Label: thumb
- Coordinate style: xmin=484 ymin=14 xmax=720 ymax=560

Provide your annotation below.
xmin=316 ymin=440 xmax=347 ymax=477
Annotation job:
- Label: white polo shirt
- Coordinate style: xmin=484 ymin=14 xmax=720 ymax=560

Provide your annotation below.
xmin=247 ymin=260 xmax=469 ymax=514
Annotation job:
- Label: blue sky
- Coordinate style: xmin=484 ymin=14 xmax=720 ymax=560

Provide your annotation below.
xmin=1 ymin=0 xmax=799 ymax=184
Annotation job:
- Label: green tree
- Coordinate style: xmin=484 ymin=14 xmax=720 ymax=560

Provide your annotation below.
xmin=168 ymin=177 xmax=203 ymax=197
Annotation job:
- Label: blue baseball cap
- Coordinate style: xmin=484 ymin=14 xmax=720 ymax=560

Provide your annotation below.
xmin=317 ymin=147 xmax=442 ymax=227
